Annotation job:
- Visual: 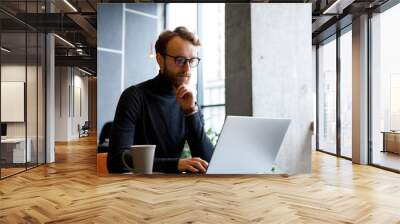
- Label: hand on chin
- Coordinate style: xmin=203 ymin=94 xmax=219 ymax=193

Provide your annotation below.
xmin=174 ymin=76 xmax=189 ymax=87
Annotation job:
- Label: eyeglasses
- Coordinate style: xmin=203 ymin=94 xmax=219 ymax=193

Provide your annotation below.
xmin=163 ymin=53 xmax=201 ymax=68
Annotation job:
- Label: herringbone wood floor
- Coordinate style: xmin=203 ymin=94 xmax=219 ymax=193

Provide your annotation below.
xmin=1 ymin=135 xmax=400 ymax=223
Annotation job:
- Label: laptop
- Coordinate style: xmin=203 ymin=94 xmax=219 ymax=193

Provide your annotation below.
xmin=206 ymin=116 xmax=291 ymax=174
xmin=1 ymin=123 xmax=7 ymax=140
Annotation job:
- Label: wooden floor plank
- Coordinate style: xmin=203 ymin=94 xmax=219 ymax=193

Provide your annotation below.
xmin=1 ymin=135 xmax=400 ymax=223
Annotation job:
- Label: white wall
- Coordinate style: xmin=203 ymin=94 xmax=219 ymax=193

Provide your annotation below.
xmin=1 ymin=65 xmax=39 ymax=138
xmin=55 ymin=67 xmax=69 ymax=141
xmin=72 ymin=73 xmax=89 ymax=138
xmin=55 ymin=67 xmax=89 ymax=141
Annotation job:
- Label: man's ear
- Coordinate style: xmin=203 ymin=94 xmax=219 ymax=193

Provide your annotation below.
xmin=156 ymin=53 xmax=164 ymax=72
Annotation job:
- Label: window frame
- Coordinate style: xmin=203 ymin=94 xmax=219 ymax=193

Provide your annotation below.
xmin=315 ymin=24 xmax=353 ymax=161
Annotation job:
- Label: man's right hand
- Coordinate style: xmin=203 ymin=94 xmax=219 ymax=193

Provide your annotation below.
xmin=178 ymin=157 xmax=209 ymax=173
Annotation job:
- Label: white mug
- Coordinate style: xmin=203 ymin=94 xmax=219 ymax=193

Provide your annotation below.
xmin=122 ymin=145 xmax=156 ymax=174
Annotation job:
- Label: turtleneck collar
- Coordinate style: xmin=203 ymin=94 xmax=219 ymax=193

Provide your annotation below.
xmin=151 ymin=71 xmax=175 ymax=96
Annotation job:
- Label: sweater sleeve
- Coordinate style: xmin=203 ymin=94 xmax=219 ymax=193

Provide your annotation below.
xmin=185 ymin=108 xmax=215 ymax=163
xmin=107 ymin=87 xmax=182 ymax=173
xmin=107 ymin=87 xmax=141 ymax=173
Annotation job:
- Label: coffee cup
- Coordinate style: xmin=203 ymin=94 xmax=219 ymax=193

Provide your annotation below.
xmin=122 ymin=145 xmax=156 ymax=174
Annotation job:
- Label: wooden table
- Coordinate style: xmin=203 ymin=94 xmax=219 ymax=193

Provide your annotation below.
xmin=381 ymin=131 xmax=400 ymax=154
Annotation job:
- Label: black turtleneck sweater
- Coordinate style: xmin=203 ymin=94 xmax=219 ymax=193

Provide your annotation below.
xmin=107 ymin=74 xmax=214 ymax=173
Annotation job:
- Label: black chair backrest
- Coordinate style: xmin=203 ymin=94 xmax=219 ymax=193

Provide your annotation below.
xmin=99 ymin=121 xmax=113 ymax=145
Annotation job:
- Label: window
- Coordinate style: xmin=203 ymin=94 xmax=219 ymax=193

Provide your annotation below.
xmin=317 ymin=36 xmax=337 ymax=155
xmin=166 ymin=3 xmax=198 ymax=98
xmin=316 ymin=25 xmax=353 ymax=159
xmin=340 ymin=28 xmax=352 ymax=158
xmin=198 ymin=4 xmax=225 ymax=135
xmin=166 ymin=3 xmax=225 ymax=137
xmin=370 ymin=3 xmax=400 ymax=171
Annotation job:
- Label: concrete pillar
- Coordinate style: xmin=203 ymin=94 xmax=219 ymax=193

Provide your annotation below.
xmin=226 ymin=3 xmax=313 ymax=174
xmin=45 ymin=0 xmax=55 ymax=163
xmin=46 ymin=33 xmax=55 ymax=163
xmin=225 ymin=4 xmax=253 ymax=116
xmin=352 ymin=14 xmax=369 ymax=164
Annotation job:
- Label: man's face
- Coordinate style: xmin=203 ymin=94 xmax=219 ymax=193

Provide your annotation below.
xmin=157 ymin=36 xmax=197 ymax=87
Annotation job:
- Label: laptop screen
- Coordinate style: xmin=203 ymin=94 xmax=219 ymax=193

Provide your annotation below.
xmin=1 ymin=123 xmax=7 ymax=137
xmin=206 ymin=116 xmax=291 ymax=174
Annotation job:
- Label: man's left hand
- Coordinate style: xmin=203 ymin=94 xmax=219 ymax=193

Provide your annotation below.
xmin=175 ymin=84 xmax=196 ymax=112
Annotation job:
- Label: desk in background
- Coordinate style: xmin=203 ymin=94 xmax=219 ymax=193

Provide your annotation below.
xmin=1 ymin=138 xmax=31 ymax=164
xmin=381 ymin=131 xmax=400 ymax=154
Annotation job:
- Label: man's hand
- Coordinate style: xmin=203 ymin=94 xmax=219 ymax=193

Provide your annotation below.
xmin=175 ymin=84 xmax=195 ymax=112
xmin=178 ymin=157 xmax=209 ymax=173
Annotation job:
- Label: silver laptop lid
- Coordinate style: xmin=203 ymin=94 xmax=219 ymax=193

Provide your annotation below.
xmin=206 ymin=116 xmax=291 ymax=174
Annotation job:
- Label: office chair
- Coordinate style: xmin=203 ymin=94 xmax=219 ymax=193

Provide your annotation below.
xmin=78 ymin=121 xmax=90 ymax=138
xmin=97 ymin=121 xmax=113 ymax=175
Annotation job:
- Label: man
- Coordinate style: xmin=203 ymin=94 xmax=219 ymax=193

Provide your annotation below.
xmin=107 ymin=26 xmax=214 ymax=173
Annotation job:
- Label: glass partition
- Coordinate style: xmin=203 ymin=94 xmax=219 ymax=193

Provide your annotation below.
xmin=0 ymin=1 xmax=46 ymax=179
xmin=38 ymin=32 xmax=45 ymax=165
xmin=27 ymin=30 xmax=38 ymax=169
xmin=317 ymin=36 xmax=337 ymax=155
xmin=1 ymin=30 xmax=28 ymax=177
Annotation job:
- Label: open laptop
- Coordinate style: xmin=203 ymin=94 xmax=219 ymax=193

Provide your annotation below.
xmin=1 ymin=123 xmax=7 ymax=140
xmin=206 ymin=116 xmax=291 ymax=174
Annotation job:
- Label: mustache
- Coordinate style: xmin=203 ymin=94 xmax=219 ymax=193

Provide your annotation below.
xmin=176 ymin=73 xmax=191 ymax=77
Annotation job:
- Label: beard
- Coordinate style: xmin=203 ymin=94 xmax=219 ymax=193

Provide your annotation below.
xmin=163 ymin=65 xmax=191 ymax=88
